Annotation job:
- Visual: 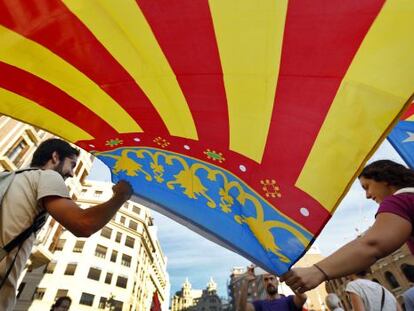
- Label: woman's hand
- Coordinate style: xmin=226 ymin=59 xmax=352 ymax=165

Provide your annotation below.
xmin=280 ymin=266 xmax=326 ymax=293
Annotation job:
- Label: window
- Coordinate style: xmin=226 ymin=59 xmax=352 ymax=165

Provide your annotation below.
xmin=79 ymin=292 xmax=95 ymax=306
xmin=17 ymin=282 xmax=26 ymax=299
xmin=112 ymin=300 xmax=123 ymax=311
xmin=95 ymin=244 xmax=107 ymax=259
xmin=132 ymin=206 xmax=141 ymax=215
xmin=44 ymin=261 xmax=57 ymax=274
xmin=98 ymin=297 xmax=107 ymax=309
xmin=55 ymin=289 xmax=68 ymax=300
xmin=115 ymin=232 xmax=122 ymax=243
xmin=32 ymin=287 xmax=46 ymax=300
xmin=128 ymin=220 xmax=138 ymax=231
xmin=121 ymin=254 xmax=132 ymax=267
xmin=105 ymin=272 xmax=113 ymax=284
xmin=125 ymin=236 xmax=135 ymax=248
xmin=101 ymin=226 xmax=112 ymax=239
xmin=64 ymin=263 xmax=77 ymax=276
xmin=120 ymin=216 xmax=126 ymax=225
xmin=116 ymin=276 xmax=128 ymax=288
xmin=385 ymin=271 xmax=400 ymax=289
xmin=5 ymin=137 xmax=29 ymax=166
xmin=401 ymin=264 xmax=414 ymax=283
xmin=73 ymin=240 xmax=85 ymax=253
xmin=55 ymin=239 xmax=66 ymax=251
xmin=87 ymin=267 xmax=102 ymax=281
xmin=110 ymin=250 xmax=118 ymax=263
xmin=75 ymin=162 xmax=83 ymax=176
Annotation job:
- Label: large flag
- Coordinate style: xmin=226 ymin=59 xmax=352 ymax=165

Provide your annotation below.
xmin=388 ymin=101 xmax=414 ymax=168
xmin=0 ymin=0 xmax=413 ymax=275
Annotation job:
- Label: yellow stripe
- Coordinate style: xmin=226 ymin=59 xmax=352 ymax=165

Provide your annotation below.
xmin=0 ymin=87 xmax=92 ymax=142
xmin=0 ymin=25 xmax=141 ymax=134
xmin=63 ymin=0 xmax=198 ymax=140
xmin=296 ymin=1 xmax=414 ymax=211
xmin=209 ymin=0 xmax=287 ymax=163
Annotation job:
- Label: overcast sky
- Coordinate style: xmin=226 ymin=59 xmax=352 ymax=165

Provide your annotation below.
xmin=87 ymin=140 xmax=404 ymax=298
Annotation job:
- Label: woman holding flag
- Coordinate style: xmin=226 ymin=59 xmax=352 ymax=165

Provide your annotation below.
xmin=281 ymin=160 xmax=414 ymax=293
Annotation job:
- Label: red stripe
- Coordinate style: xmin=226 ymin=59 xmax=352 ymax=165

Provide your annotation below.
xmin=0 ymin=61 xmax=117 ymax=137
xmin=401 ymin=101 xmax=414 ymax=120
xmin=137 ymin=0 xmax=229 ymax=146
xmin=257 ymin=0 xmax=385 ymax=232
xmin=0 ymin=0 xmax=169 ymax=135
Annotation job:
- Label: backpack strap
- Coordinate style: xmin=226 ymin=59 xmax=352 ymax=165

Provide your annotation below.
xmin=380 ymin=287 xmax=385 ymax=310
xmin=2 ymin=210 xmax=47 ymax=254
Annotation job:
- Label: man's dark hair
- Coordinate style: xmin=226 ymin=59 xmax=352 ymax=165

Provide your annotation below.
xmin=359 ymin=160 xmax=414 ymax=189
xmin=31 ymin=138 xmax=80 ymax=167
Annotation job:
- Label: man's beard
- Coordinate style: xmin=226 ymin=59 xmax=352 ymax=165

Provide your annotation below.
xmin=266 ymin=284 xmax=278 ymax=296
xmin=55 ymin=161 xmax=70 ymax=180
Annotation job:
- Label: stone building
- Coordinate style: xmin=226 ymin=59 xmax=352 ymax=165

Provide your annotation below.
xmin=193 ymin=278 xmax=222 ymax=311
xmin=326 ymin=243 xmax=414 ymax=309
xmin=171 ymin=279 xmax=202 ymax=311
xmin=171 ymin=278 xmax=223 ymax=311
xmin=0 ymin=115 xmax=170 ymax=310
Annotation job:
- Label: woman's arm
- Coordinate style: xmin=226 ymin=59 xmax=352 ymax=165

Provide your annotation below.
xmin=281 ymin=213 xmax=412 ymax=292
xmin=349 ymin=292 xmax=365 ymax=311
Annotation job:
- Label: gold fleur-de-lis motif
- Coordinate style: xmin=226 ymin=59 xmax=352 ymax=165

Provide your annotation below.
xmin=98 ymin=147 xmax=310 ymax=263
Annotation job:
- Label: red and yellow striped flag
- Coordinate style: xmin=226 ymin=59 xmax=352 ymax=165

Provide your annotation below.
xmin=0 ymin=0 xmax=413 ymax=273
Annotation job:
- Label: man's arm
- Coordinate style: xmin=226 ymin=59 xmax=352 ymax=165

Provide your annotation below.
xmin=292 ymin=292 xmax=307 ymax=309
xmin=349 ymin=292 xmax=365 ymax=311
xmin=43 ymin=181 xmax=132 ymax=237
xmin=239 ymin=269 xmax=256 ymax=311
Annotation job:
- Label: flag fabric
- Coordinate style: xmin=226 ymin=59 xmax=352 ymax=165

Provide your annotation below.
xmin=0 ymin=0 xmax=413 ymax=275
xmin=388 ymin=102 xmax=414 ymax=168
xmin=151 ymin=292 xmax=161 ymax=311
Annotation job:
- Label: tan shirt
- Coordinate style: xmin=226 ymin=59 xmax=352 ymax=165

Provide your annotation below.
xmin=0 ymin=169 xmax=70 ymax=310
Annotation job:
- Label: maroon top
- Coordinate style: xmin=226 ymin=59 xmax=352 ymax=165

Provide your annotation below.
xmin=376 ymin=192 xmax=414 ymax=253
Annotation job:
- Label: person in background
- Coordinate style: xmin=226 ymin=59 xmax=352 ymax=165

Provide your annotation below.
xmin=346 ymin=269 xmax=401 ymax=311
xmin=325 ymin=293 xmax=344 ymax=311
xmin=50 ymin=296 xmax=71 ymax=311
xmin=240 ymin=266 xmax=307 ymax=311
xmin=281 ymin=160 xmax=414 ymax=294
xmin=403 ymin=287 xmax=414 ymax=311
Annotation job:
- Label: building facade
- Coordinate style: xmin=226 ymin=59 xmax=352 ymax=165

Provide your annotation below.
xmin=171 ymin=279 xmax=202 ymax=311
xmin=171 ymin=278 xmax=222 ymax=311
xmin=0 ymin=115 xmax=169 ymax=310
xmin=326 ymin=243 xmax=414 ymax=310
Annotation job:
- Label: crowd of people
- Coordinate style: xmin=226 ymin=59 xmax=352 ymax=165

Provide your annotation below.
xmin=1 ymin=140 xmax=414 ymax=310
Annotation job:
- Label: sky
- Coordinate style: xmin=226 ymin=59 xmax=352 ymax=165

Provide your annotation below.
xmin=87 ymin=140 xmax=405 ymax=299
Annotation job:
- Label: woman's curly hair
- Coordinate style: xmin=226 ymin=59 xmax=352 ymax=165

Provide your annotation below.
xmin=359 ymin=160 xmax=414 ymax=188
